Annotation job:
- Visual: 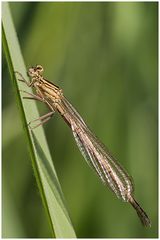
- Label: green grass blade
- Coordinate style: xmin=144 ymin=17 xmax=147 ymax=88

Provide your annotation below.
xmin=2 ymin=2 xmax=76 ymax=238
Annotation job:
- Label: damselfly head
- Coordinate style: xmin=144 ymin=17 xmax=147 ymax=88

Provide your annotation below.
xmin=28 ymin=65 xmax=44 ymax=77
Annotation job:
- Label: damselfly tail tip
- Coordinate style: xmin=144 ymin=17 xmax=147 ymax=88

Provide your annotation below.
xmin=128 ymin=196 xmax=151 ymax=227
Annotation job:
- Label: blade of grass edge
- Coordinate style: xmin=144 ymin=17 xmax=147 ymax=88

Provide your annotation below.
xmin=2 ymin=2 xmax=76 ymax=238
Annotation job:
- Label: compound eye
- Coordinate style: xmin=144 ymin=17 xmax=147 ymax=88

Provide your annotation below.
xmin=28 ymin=67 xmax=35 ymax=77
xmin=36 ymin=65 xmax=43 ymax=74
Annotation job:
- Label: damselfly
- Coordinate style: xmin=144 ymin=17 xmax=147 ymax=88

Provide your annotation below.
xmin=16 ymin=65 xmax=151 ymax=227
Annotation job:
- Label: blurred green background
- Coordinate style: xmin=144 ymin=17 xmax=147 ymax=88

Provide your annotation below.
xmin=2 ymin=2 xmax=158 ymax=238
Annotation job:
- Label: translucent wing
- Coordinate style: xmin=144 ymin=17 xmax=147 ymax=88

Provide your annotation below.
xmin=70 ymin=118 xmax=132 ymax=201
